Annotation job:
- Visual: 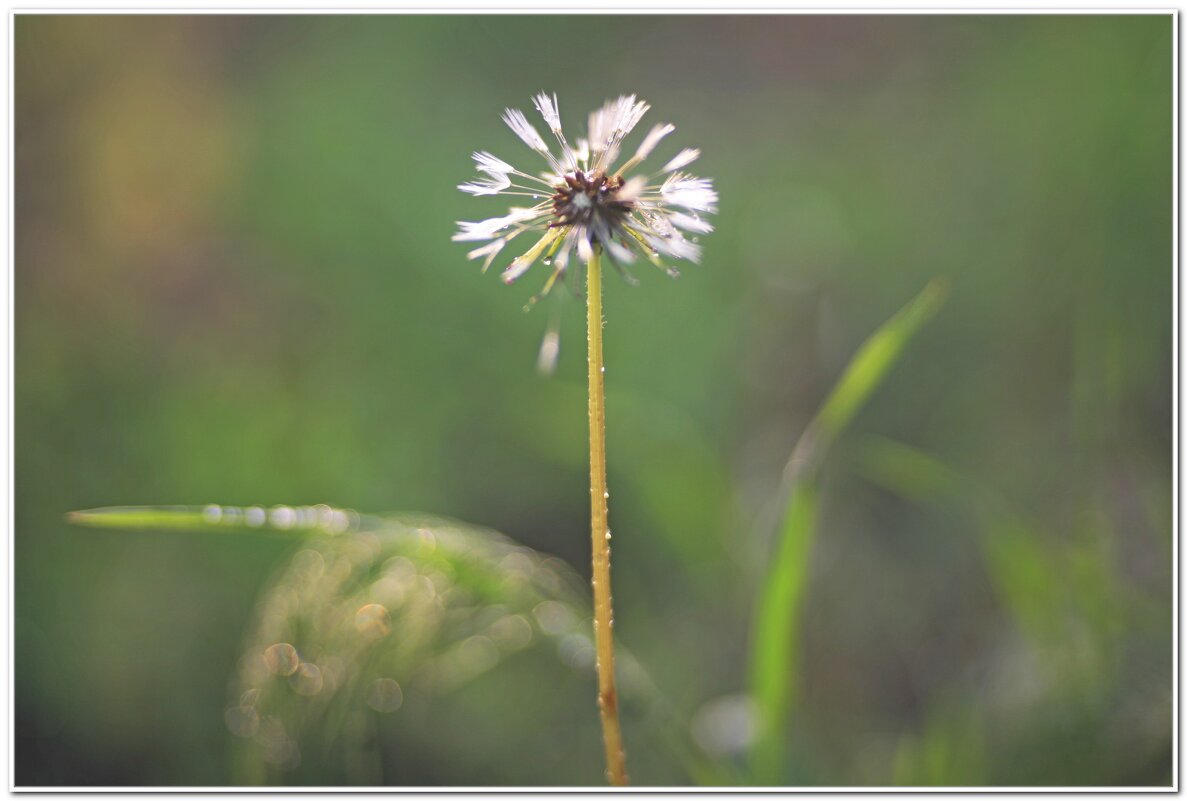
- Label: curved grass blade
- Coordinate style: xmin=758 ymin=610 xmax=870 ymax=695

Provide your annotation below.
xmin=748 ymin=279 xmax=948 ymax=784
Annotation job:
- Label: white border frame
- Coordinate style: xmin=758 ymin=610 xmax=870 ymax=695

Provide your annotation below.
xmin=2 ymin=6 xmax=1178 ymax=795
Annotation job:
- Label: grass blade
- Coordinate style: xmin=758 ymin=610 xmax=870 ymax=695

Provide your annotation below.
xmin=68 ymin=503 xmax=362 ymax=535
xmin=748 ymin=279 xmax=948 ymax=784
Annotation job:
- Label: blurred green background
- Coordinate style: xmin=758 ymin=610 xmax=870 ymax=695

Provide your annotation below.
xmin=15 ymin=13 xmax=1172 ymax=787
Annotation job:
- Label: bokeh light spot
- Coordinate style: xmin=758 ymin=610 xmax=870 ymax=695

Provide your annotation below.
xmin=224 ymin=704 xmax=259 ymax=737
xmin=355 ymin=603 xmax=392 ymax=638
xmin=269 ymin=505 xmax=296 ymax=529
xmin=691 ymin=694 xmax=756 ymax=757
xmin=558 ymin=633 xmax=595 ymax=674
xmin=366 ymin=677 xmax=404 ymax=713
xmin=458 ymin=635 xmax=499 ymax=674
xmin=533 ymin=600 xmax=575 ymax=636
xmin=262 ymin=642 xmax=300 ymax=676
xmin=489 ymin=614 xmax=533 ymax=651
xmin=289 ymin=662 xmax=324 ymax=696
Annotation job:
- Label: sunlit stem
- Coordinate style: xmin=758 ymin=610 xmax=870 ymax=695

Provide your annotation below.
xmin=586 ymin=246 xmax=628 ymax=786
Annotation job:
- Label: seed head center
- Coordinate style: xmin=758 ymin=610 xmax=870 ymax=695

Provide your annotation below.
xmin=550 ymin=170 xmax=633 ymax=231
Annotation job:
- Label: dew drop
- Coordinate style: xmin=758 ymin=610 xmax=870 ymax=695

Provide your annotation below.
xmin=542 ymin=258 xmax=552 ymax=266
xmin=605 ymin=530 xmax=612 ymax=541
xmin=603 ymin=491 xmax=609 ymax=499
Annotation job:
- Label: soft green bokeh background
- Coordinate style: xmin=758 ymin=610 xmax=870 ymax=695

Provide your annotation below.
xmin=15 ymin=14 xmax=1172 ymax=786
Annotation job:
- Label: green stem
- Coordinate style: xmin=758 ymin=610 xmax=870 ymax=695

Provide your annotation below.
xmin=586 ymin=247 xmax=628 ymax=786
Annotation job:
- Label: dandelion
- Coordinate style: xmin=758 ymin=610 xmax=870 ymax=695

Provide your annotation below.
xmin=452 ymin=92 xmax=716 ymax=299
xmin=453 ymin=94 xmax=715 ymax=787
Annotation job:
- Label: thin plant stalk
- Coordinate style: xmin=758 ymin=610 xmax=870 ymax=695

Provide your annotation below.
xmin=585 ymin=246 xmax=628 ymax=786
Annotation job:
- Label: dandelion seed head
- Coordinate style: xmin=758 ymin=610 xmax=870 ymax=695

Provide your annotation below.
xmin=454 ymin=92 xmax=716 ymax=292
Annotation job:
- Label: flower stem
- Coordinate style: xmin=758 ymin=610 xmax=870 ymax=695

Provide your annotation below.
xmin=586 ymin=246 xmax=628 ymax=786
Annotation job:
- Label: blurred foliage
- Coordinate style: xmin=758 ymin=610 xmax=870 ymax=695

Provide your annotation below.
xmin=69 ymin=505 xmax=697 ymax=785
xmin=16 ymin=14 xmax=1172 ymax=787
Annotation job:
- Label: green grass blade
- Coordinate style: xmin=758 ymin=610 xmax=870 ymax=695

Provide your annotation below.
xmin=68 ymin=506 xmax=218 ymax=530
xmin=748 ymin=280 xmax=948 ymax=784
xmin=749 ymin=482 xmax=819 ymax=783
xmin=816 ymin=279 xmax=949 ymax=443
xmin=68 ymin=503 xmax=363 ymax=535
xmin=851 ymin=434 xmax=964 ymax=505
